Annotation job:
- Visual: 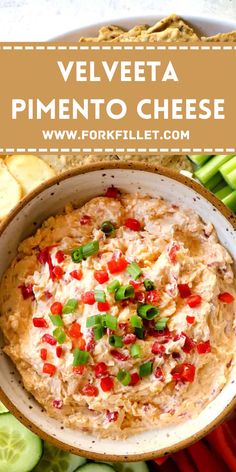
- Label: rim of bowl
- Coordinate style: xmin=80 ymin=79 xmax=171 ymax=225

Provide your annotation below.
xmin=0 ymin=161 xmax=236 ymax=461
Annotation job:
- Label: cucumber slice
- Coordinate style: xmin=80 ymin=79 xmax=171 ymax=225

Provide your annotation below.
xmin=74 ymin=464 xmax=115 ymax=472
xmin=33 ymin=442 xmax=86 ymax=472
xmin=108 ymin=461 xmax=149 ymax=472
xmin=0 ymin=401 xmax=8 ymax=414
xmin=0 ymin=413 xmax=43 ymax=472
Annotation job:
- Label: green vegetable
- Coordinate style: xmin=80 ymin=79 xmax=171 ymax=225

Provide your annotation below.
xmin=155 ymin=317 xmax=168 ymax=330
xmin=103 ymin=313 xmax=117 ymax=330
xmin=74 ymin=464 xmax=115 ymax=472
xmin=115 ymin=284 xmax=135 ymax=301
xmin=137 ymin=304 xmax=159 ymax=320
xmin=62 ymin=299 xmax=78 ymax=314
xmin=144 ymin=279 xmax=155 ymax=291
xmin=222 ymin=190 xmax=236 ymax=212
xmin=139 ymin=361 xmax=153 ymax=377
xmin=53 ymin=327 xmax=66 ymax=344
xmin=49 ymin=314 xmax=63 ymax=327
xmin=212 ymin=180 xmax=226 ymax=194
xmin=109 ymin=335 xmax=123 ymax=348
xmin=223 ymin=169 xmax=236 ymax=190
xmin=188 ymin=154 xmax=211 ymax=166
xmin=101 ymin=220 xmax=115 ymax=236
xmin=130 ymin=315 xmax=143 ymax=328
xmin=0 ymin=401 xmax=8 ymax=414
xmin=73 ymin=348 xmax=89 ymax=366
xmin=219 ymin=155 xmax=236 ymax=178
xmin=126 ymin=262 xmax=142 ymax=280
xmin=71 ymin=240 xmax=99 ymax=262
xmin=107 ymin=279 xmax=120 ymax=293
xmin=117 ymin=370 xmax=131 ymax=386
xmin=131 ymin=343 xmax=141 ymax=358
xmin=106 ymin=461 xmax=149 ymax=472
xmin=215 ymin=185 xmax=232 ymax=200
xmin=204 ymin=172 xmax=223 ymax=191
xmin=135 ymin=327 xmax=144 ymax=339
xmin=34 ymin=441 xmax=86 ymax=472
xmin=0 ymin=413 xmax=43 ymax=472
xmin=71 ymin=247 xmax=83 ymax=263
xmin=194 ymin=155 xmax=234 ymax=184
xmin=93 ymin=325 xmax=104 ymax=341
xmin=86 ymin=315 xmax=102 ymax=327
xmin=94 ymin=289 xmax=106 ymax=303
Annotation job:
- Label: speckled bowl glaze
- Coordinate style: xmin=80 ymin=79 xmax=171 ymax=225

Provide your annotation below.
xmin=0 ymin=162 xmax=236 ymax=461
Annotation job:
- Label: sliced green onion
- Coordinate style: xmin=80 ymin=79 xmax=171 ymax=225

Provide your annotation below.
xmin=49 ymin=314 xmax=63 ymax=327
xmin=71 ymin=240 xmax=99 ymax=263
xmin=86 ymin=315 xmax=102 ymax=328
xmin=215 ymin=185 xmax=232 ymax=200
xmin=222 ymin=190 xmax=236 ymax=212
xmin=109 ymin=335 xmax=123 ymax=348
xmin=155 ymin=317 xmax=168 ymax=331
xmin=107 ymin=279 xmax=120 ymax=293
xmin=137 ymin=304 xmax=159 ymax=320
xmin=62 ymin=298 xmax=78 ymax=314
xmin=53 ymin=327 xmax=66 ymax=344
xmin=144 ymin=279 xmax=155 ymax=291
xmin=204 ymin=172 xmax=223 ymax=191
xmin=139 ymin=361 xmax=153 ymax=378
xmin=131 ymin=344 xmax=141 ymax=358
xmin=130 ymin=315 xmax=143 ymax=328
xmin=94 ymin=289 xmax=106 ymax=303
xmin=115 ymin=284 xmax=135 ymax=301
xmin=71 ymin=247 xmax=83 ymax=263
xmin=101 ymin=220 xmax=115 ymax=236
xmin=126 ymin=262 xmax=142 ymax=280
xmin=93 ymin=325 xmax=104 ymax=341
xmin=73 ymin=348 xmax=89 ymax=366
xmin=103 ymin=313 xmax=117 ymax=330
xmin=195 ymin=155 xmax=234 ymax=185
xmin=117 ymin=370 xmax=131 ymax=386
xmin=188 ymin=154 xmax=211 ymax=167
xmin=135 ymin=327 xmax=144 ymax=339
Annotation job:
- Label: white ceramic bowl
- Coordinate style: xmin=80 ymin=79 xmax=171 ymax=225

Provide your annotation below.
xmin=0 ymin=162 xmax=236 ymax=461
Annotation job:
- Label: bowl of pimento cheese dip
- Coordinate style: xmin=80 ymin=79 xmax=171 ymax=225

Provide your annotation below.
xmin=0 ymin=162 xmax=236 ymax=461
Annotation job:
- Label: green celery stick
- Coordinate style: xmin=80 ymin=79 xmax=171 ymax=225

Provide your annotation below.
xmin=219 ymin=155 xmax=236 ymax=178
xmin=224 ymin=169 xmax=236 ymax=190
xmin=194 ymin=155 xmax=234 ymax=184
xmin=212 ymin=180 xmax=226 ymax=194
xmin=222 ymin=190 xmax=236 ymax=212
xmin=188 ymin=155 xmax=212 ymax=166
xmin=204 ymin=172 xmax=223 ymax=191
xmin=215 ymin=185 xmax=232 ymax=200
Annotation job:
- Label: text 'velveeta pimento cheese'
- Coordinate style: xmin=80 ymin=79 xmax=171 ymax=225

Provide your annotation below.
xmin=0 ymin=190 xmax=235 ymax=438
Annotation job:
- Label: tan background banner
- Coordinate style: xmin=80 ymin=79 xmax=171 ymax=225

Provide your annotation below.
xmin=0 ymin=42 xmax=236 ymax=154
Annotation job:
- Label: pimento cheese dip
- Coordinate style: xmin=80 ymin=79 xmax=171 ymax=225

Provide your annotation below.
xmin=0 ymin=189 xmax=235 ymax=438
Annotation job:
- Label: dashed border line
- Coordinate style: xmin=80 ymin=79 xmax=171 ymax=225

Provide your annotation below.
xmin=0 ymin=148 xmax=235 ymax=153
xmin=0 ymin=44 xmax=236 ymax=51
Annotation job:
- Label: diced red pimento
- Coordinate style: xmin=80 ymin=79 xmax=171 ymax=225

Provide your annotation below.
xmin=81 ymin=291 xmax=95 ymax=305
xmin=94 ymin=270 xmax=109 ymax=284
xmin=107 ymin=257 xmax=128 ymax=274
xmin=181 ymin=333 xmax=195 ymax=353
xmin=86 ymin=334 xmax=95 ymax=352
xmin=55 ymin=250 xmax=65 ymax=263
xmin=125 ymin=218 xmax=142 ymax=232
xmin=70 ymin=270 xmax=83 ymax=281
xmin=80 ymin=214 xmax=91 ymax=225
xmin=56 ymin=346 xmax=63 ymax=358
xmin=44 ymin=290 xmax=52 ymax=299
xmin=129 ymin=280 xmax=142 ymax=290
xmin=68 ymin=323 xmax=81 ymax=339
xmin=123 ymin=333 xmax=136 ymax=345
xmin=106 ymin=411 xmax=119 ymax=422
xmin=186 ymin=294 xmax=202 ymax=308
xmin=50 ymin=301 xmax=63 ymax=315
xmin=100 ymin=376 xmax=114 ymax=392
xmin=186 ymin=316 xmax=195 ymax=325
xmin=134 ymin=291 xmax=146 ymax=304
xmin=197 ymin=340 xmax=211 ymax=354
xmin=129 ymin=372 xmax=140 ymax=386
xmin=97 ymin=301 xmax=110 ymax=312
xmin=178 ymin=284 xmax=191 ymax=299
xmin=38 ymin=246 xmax=55 ymax=280
xmin=94 ymin=362 xmax=108 ymax=378
xmin=110 ymin=350 xmax=129 ymax=361
xmin=52 ymin=400 xmax=63 ymax=409
xmin=19 ymin=284 xmax=35 ymax=300
xmin=105 ymin=186 xmax=120 ymax=198
xmin=154 ymin=367 xmax=165 ymax=381
xmin=171 ymin=363 xmax=195 ymax=383
xmin=73 ymin=365 xmax=85 ymax=375
xmin=146 ymin=290 xmax=161 ymax=305
xmin=43 ymin=363 xmax=56 ymax=376
xmin=33 ymin=317 xmax=48 ymax=328
xmin=40 ymin=348 xmax=47 ymax=361
xmin=52 ymin=266 xmax=64 ymax=280
xmin=151 ymin=342 xmax=166 ymax=355
xmin=168 ymin=243 xmax=180 ymax=263
xmin=42 ymin=334 xmax=57 ymax=346
xmin=81 ymin=384 xmax=99 ymax=397
xmin=218 ymin=292 xmax=235 ymax=303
